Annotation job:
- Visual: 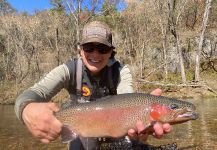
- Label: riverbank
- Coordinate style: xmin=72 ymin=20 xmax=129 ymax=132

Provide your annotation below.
xmin=0 ymin=70 xmax=216 ymax=105
xmin=1 ymin=85 xmax=216 ymax=105
xmin=164 ymin=70 xmax=217 ymax=99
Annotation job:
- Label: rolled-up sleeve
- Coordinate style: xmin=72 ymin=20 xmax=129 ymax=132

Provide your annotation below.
xmin=14 ymin=64 xmax=70 ymax=121
xmin=117 ymin=65 xmax=134 ymax=94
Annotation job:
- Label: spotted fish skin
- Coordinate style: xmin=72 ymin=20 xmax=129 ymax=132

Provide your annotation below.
xmin=55 ymin=93 xmax=198 ymax=143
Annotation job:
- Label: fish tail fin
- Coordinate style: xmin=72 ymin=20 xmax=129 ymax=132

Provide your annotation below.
xmin=61 ymin=125 xmax=78 ymax=143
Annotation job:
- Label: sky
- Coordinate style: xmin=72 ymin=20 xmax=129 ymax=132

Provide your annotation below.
xmin=7 ymin=0 xmax=126 ymax=14
xmin=7 ymin=0 xmax=52 ymax=14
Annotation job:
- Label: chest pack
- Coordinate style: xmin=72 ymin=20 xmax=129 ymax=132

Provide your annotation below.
xmin=65 ymin=57 xmax=120 ymax=103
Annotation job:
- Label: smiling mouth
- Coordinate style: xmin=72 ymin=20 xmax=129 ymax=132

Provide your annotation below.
xmin=88 ymin=58 xmax=101 ymax=63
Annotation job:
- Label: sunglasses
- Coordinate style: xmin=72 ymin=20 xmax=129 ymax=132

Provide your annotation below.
xmin=82 ymin=43 xmax=112 ymax=54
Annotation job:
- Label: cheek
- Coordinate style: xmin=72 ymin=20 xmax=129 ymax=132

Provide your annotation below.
xmin=102 ymin=55 xmax=110 ymax=63
xmin=80 ymin=51 xmax=86 ymax=60
xmin=80 ymin=50 xmax=87 ymax=58
xmin=80 ymin=51 xmax=90 ymax=65
xmin=102 ymin=52 xmax=112 ymax=60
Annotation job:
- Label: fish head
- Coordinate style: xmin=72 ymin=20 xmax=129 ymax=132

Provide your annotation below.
xmin=149 ymin=100 xmax=198 ymax=124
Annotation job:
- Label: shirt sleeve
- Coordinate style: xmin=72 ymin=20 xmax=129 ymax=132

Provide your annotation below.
xmin=117 ymin=65 xmax=134 ymax=94
xmin=14 ymin=64 xmax=70 ymax=121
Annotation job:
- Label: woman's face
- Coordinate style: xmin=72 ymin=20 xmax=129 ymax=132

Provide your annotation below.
xmin=80 ymin=43 xmax=113 ymax=75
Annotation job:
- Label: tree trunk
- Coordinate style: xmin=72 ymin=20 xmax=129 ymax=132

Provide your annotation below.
xmin=156 ymin=0 xmax=169 ymax=81
xmin=195 ymin=0 xmax=212 ymax=82
xmin=65 ymin=0 xmax=81 ymax=51
xmin=140 ymin=43 xmax=145 ymax=77
xmin=168 ymin=0 xmax=187 ymax=84
xmin=176 ymin=35 xmax=186 ymax=83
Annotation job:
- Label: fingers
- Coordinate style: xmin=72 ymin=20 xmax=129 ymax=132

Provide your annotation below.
xmin=47 ymin=103 xmax=60 ymax=112
xmin=36 ymin=119 xmax=62 ymax=143
xmin=40 ymin=138 xmax=51 ymax=144
xmin=29 ymin=122 xmax=60 ymax=142
xmin=136 ymin=121 xmax=149 ymax=142
xmin=30 ymin=127 xmax=61 ymax=144
xmin=128 ymin=121 xmax=146 ymax=141
xmin=22 ymin=102 xmax=62 ymax=144
xmin=136 ymin=120 xmax=145 ymax=133
xmin=152 ymin=122 xmax=172 ymax=138
xmin=128 ymin=129 xmax=137 ymax=137
xmin=35 ymin=130 xmax=55 ymax=141
xmin=153 ymin=122 xmax=164 ymax=138
xmin=150 ymin=88 xmax=162 ymax=96
xmin=163 ymin=123 xmax=172 ymax=133
xmin=128 ymin=121 xmax=172 ymax=143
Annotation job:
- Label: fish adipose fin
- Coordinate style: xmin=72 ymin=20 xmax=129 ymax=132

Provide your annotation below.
xmin=61 ymin=125 xmax=77 ymax=143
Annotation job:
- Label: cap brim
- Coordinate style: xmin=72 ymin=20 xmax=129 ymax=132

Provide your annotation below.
xmin=80 ymin=37 xmax=115 ymax=49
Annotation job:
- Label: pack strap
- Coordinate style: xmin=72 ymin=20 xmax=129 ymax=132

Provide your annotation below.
xmin=108 ymin=67 xmax=115 ymax=92
xmin=107 ymin=61 xmax=120 ymax=95
xmin=76 ymin=57 xmax=83 ymax=97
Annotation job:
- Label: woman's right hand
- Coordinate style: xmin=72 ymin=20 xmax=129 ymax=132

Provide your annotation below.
xmin=22 ymin=102 xmax=63 ymax=144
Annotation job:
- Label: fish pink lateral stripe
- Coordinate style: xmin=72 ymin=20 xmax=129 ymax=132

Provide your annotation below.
xmin=61 ymin=105 xmax=148 ymax=137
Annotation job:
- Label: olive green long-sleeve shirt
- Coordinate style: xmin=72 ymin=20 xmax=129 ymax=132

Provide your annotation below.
xmin=14 ymin=59 xmax=134 ymax=121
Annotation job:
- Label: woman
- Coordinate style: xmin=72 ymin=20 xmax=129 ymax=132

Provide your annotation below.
xmin=15 ymin=21 xmax=171 ymax=149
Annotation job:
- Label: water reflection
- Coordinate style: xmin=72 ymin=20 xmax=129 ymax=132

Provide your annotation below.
xmin=0 ymin=98 xmax=217 ymax=150
xmin=0 ymin=105 xmax=66 ymax=150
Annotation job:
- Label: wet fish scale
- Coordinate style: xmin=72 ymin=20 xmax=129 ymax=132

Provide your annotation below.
xmin=55 ymin=93 xmax=198 ymax=143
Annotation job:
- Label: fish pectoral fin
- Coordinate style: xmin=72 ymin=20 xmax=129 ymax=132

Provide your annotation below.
xmin=136 ymin=124 xmax=154 ymax=144
xmin=60 ymin=125 xmax=77 ymax=143
xmin=140 ymin=124 xmax=154 ymax=135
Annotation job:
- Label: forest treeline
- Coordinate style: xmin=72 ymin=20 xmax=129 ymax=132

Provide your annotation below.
xmin=0 ymin=0 xmax=217 ymax=102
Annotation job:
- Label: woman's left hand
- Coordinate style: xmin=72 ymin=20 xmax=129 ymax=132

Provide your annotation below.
xmin=127 ymin=88 xmax=172 ymax=141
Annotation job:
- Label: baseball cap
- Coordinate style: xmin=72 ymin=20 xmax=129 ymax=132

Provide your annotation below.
xmin=80 ymin=21 xmax=115 ymax=48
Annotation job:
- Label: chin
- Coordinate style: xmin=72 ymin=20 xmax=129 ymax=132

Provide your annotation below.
xmin=88 ymin=66 xmax=101 ymax=74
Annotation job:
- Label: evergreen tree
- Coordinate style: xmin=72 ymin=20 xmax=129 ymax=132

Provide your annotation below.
xmin=99 ymin=0 xmax=120 ymax=27
xmin=50 ymin=0 xmax=65 ymax=13
xmin=0 ymin=0 xmax=16 ymax=14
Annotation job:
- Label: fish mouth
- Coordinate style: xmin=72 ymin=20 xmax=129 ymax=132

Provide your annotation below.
xmin=170 ymin=109 xmax=199 ymax=125
xmin=177 ymin=112 xmax=198 ymax=120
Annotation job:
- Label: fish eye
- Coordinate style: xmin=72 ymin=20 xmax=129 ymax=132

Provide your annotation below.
xmin=170 ymin=104 xmax=179 ymax=109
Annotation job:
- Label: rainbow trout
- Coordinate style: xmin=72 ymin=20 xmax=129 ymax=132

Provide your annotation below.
xmin=55 ymin=93 xmax=198 ymax=143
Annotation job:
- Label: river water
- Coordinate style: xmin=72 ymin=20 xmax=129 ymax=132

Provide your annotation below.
xmin=0 ymin=98 xmax=217 ymax=150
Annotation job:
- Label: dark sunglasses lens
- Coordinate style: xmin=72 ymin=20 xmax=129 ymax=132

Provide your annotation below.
xmin=97 ymin=45 xmax=111 ymax=54
xmin=83 ymin=44 xmax=94 ymax=53
xmin=99 ymin=50 xmax=111 ymax=54
xmin=82 ymin=44 xmax=111 ymax=54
